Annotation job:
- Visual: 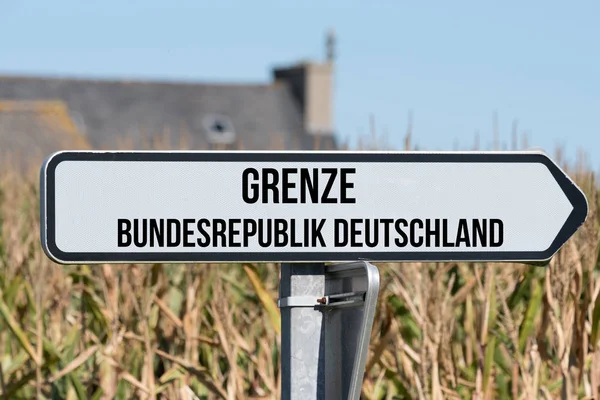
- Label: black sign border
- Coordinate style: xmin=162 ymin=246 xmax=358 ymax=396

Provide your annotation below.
xmin=41 ymin=151 xmax=588 ymax=264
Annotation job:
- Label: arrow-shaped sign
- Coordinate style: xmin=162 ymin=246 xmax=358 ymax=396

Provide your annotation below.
xmin=40 ymin=151 xmax=588 ymax=264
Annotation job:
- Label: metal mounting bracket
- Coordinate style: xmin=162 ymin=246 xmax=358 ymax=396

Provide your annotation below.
xmin=278 ymin=291 xmax=366 ymax=309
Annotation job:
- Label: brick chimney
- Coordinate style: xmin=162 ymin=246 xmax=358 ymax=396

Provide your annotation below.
xmin=273 ymin=29 xmax=335 ymax=137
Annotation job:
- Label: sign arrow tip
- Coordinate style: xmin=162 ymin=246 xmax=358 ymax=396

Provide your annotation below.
xmin=540 ymin=154 xmax=589 ymax=263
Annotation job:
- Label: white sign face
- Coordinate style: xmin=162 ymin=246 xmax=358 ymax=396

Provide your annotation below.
xmin=40 ymin=151 xmax=588 ymax=264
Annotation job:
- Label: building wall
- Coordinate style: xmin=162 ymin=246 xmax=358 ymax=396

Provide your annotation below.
xmin=305 ymin=63 xmax=333 ymax=136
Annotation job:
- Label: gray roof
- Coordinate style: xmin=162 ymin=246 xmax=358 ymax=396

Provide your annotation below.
xmin=0 ymin=75 xmax=334 ymax=151
xmin=0 ymin=101 xmax=90 ymax=172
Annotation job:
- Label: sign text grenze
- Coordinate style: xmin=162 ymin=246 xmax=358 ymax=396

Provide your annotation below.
xmin=40 ymin=151 xmax=588 ymax=264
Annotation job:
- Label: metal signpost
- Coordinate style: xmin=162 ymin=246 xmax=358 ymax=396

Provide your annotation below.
xmin=40 ymin=150 xmax=588 ymax=400
xmin=279 ymin=261 xmax=379 ymax=400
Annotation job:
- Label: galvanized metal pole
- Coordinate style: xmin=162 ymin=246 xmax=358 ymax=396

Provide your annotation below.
xmin=279 ymin=262 xmax=380 ymax=400
xmin=280 ymin=263 xmax=326 ymax=400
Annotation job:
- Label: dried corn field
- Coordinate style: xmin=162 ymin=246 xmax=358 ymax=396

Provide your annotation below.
xmin=0 ymin=154 xmax=598 ymax=400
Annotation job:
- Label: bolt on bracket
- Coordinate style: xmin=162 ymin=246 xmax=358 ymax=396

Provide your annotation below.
xmin=278 ymin=290 xmax=366 ymax=309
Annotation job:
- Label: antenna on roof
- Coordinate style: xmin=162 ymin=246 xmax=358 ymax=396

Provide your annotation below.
xmin=326 ymin=28 xmax=336 ymax=64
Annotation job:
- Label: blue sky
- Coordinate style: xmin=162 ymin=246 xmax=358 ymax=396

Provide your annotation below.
xmin=1 ymin=1 xmax=598 ymax=169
